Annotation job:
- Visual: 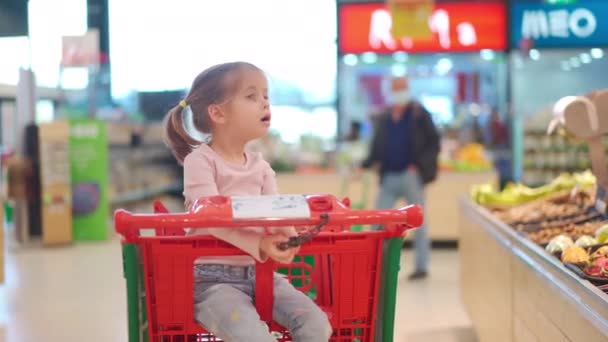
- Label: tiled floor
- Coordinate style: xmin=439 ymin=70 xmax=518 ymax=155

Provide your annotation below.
xmin=395 ymin=251 xmax=477 ymax=342
xmin=0 ymin=233 xmax=477 ymax=342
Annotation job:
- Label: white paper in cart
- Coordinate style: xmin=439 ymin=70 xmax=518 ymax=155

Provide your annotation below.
xmin=231 ymin=195 xmax=311 ymax=219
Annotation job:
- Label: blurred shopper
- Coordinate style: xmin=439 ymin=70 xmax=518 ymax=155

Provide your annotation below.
xmin=338 ymin=121 xmax=367 ymax=174
xmin=360 ymin=76 xmax=440 ymax=280
xmin=346 ymin=120 xmax=362 ymax=142
xmin=488 ymin=107 xmax=512 ymax=190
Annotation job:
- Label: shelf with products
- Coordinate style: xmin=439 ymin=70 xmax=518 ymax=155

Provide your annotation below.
xmin=110 ymin=182 xmax=182 ymax=206
xmin=522 ymin=129 xmax=608 ymax=186
xmin=107 ymin=122 xmax=182 ymax=207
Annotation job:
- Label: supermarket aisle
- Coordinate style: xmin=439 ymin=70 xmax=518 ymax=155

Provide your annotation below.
xmin=394 ymin=251 xmax=477 ymax=342
xmin=0 ymin=237 xmax=128 ymax=342
xmin=0 ymin=236 xmax=475 ymax=342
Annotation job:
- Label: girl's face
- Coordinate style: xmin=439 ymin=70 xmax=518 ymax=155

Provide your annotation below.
xmin=224 ymin=68 xmax=271 ymax=142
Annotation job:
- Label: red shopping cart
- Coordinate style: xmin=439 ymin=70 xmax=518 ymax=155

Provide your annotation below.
xmin=115 ymin=194 xmax=422 ymax=342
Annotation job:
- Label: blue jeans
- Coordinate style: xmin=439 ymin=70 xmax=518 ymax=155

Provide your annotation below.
xmin=374 ymin=170 xmax=430 ymax=272
xmin=193 ymin=264 xmax=332 ymax=342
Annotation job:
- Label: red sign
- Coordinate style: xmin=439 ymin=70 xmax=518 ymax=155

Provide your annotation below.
xmin=338 ymin=2 xmax=507 ymax=54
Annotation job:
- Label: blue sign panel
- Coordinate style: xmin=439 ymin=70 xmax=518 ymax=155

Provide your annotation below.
xmin=511 ymin=1 xmax=608 ymax=48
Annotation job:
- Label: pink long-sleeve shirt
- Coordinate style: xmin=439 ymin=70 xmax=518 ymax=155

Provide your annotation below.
xmin=183 ymin=143 xmax=295 ymax=265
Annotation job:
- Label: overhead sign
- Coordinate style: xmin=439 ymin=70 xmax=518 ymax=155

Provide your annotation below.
xmin=62 ymin=29 xmax=100 ymax=67
xmin=511 ymin=1 xmax=608 ymax=48
xmin=339 ymin=2 xmax=507 ymax=53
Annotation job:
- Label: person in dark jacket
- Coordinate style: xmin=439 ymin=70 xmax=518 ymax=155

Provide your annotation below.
xmin=361 ymin=76 xmax=440 ymax=280
xmin=488 ymin=108 xmax=512 ymax=190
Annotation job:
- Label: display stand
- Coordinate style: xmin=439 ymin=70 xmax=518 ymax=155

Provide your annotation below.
xmin=460 ymin=199 xmax=608 ymax=342
xmin=461 ymin=89 xmax=608 ymax=341
xmin=69 ymin=119 xmax=109 ymax=241
xmin=38 ymin=121 xmax=73 ymax=245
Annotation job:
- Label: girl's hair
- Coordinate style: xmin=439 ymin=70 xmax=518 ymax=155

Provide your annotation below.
xmin=163 ymin=61 xmax=261 ymax=163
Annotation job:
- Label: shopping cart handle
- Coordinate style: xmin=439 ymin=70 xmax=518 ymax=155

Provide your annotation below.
xmin=114 ymin=194 xmax=423 ymax=239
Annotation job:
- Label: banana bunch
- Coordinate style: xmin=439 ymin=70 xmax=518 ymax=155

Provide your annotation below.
xmin=471 ymin=170 xmax=596 ymax=208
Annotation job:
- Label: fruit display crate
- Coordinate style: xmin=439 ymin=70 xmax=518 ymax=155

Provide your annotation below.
xmin=460 ymin=198 xmax=608 ymax=342
xmin=547 ymin=242 xmax=608 ymax=289
xmin=473 ymin=176 xmax=608 ymax=293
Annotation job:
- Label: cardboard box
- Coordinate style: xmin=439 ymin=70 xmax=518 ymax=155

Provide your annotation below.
xmin=5 ymin=156 xmax=34 ymax=200
xmin=38 ymin=121 xmax=72 ymax=245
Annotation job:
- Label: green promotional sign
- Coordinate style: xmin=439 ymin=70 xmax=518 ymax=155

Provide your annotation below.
xmin=69 ymin=119 xmax=109 ymax=241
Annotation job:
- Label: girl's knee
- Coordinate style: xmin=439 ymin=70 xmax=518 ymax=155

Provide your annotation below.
xmin=311 ymin=317 xmax=333 ymax=340
xmin=317 ymin=316 xmax=333 ymax=340
xmin=295 ymin=309 xmax=333 ymax=340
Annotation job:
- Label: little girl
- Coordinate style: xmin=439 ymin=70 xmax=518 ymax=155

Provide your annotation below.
xmin=163 ymin=62 xmax=332 ymax=341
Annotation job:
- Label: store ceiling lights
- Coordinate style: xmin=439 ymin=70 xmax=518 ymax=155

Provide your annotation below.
xmin=580 ymin=53 xmax=592 ymax=64
xmin=591 ymin=48 xmax=604 ymax=59
xmin=391 ymin=64 xmax=407 ymax=77
xmin=393 ymin=51 xmax=408 ymax=63
xmin=570 ymin=57 xmax=581 ymax=68
xmin=529 ymin=49 xmax=540 ymax=61
xmin=361 ymin=52 xmax=378 ymax=64
xmin=343 ymin=54 xmax=358 ymax=66
xmin=434 ymin=58 xmax=453 ymax=75
xmin=469 ymin=103 xmax=481 ymax=117
xmin=480 ymin=49 xmax=495 ymax=61
xmin=561 ymin=61 xmax=571 ymax=71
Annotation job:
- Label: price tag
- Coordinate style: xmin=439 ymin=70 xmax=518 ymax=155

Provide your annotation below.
xmin=231 ymin=195 xmax=311 ymax=219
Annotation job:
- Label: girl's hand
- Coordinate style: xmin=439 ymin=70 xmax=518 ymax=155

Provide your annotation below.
xmin=260 ymin=234 xmax=300 ymax=264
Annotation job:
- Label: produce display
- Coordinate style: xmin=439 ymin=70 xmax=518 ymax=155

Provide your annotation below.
xmin=546 ymin=236 xmax=608 ymax=283
xmin=472 ymin=170 xmax=608 ymax=288
xmin=575 ymin=235 xmax=598 ymax=248
xmin=440 ymin=143 xmax=492 ymax=172
xmin=561 ymin=245 xmax=590 ymax=264
xmin=471 ymin=171 xmax=596 ymax=208
xmin=586 ymin=246 xmax=608 ymax=279
xmin=546 ymin=235 xmax=574 ymax=254
xmin=530 ymin=221 xmax=601 ymax=246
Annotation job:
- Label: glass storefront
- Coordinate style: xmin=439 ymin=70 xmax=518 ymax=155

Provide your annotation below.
xmin=338 ymin=51 xmax=508 ymax=136
xmin=509 ymin=0 xmax=608 ymax=184
xmin=337 ymin=1 xmax=508 ymax=174
xmin=511 ymin=48 xmax=608 ymax=185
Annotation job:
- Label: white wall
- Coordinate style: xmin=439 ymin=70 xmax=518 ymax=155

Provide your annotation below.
xmin=0 ymin=0 xmax=88 ymax=87
xmin=108 ymin=0 xmax=337 ymax=103
xmin=0 ymin=37 xmax=29 ymax=85
xmin=28 ymin=0 xmax=88 ymax=88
